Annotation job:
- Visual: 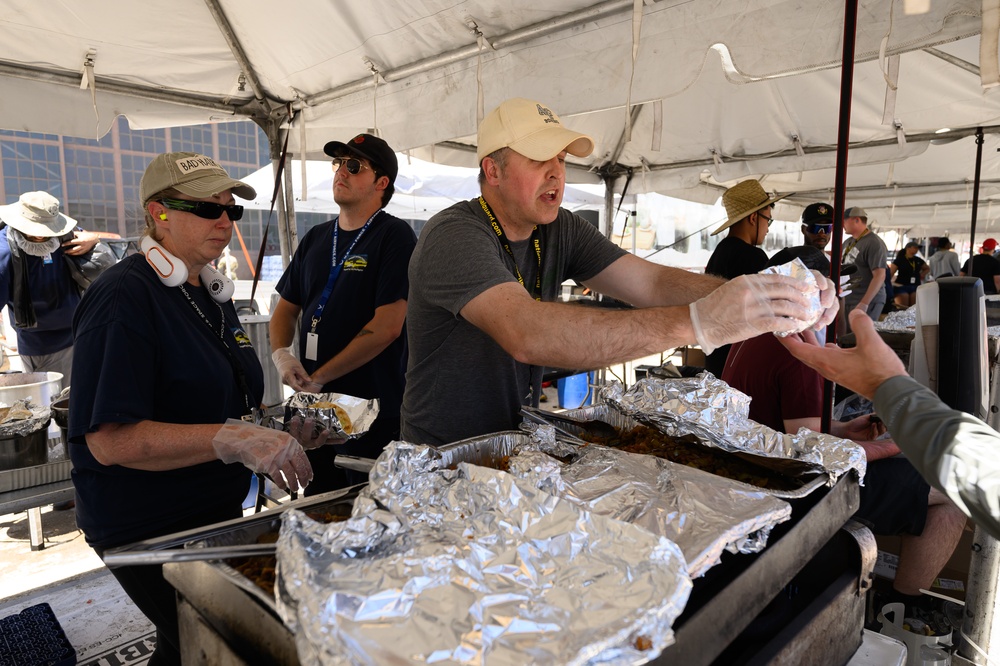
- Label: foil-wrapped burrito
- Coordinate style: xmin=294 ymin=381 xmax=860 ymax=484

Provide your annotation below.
xmin=760 ymin=257 xmax=822 ymax=336
xmin=284 ymin=392 xmax=378 ymax=440
xmin=275 ymin=441 xmax=692 ymax=665
xmin=606 ymin=376 xmax=867 ymax=485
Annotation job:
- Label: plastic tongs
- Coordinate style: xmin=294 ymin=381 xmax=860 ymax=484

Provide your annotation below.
xmin=519 ymin=406 xmax=618 ymax=442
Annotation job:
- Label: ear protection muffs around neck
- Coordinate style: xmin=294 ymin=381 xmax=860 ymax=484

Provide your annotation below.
xmin=140 ymin=235 xmax=234 ymax=302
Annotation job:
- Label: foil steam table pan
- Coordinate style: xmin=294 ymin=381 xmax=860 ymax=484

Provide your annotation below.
xmin=558 ymin=403 xmax=828 ymax=500
xmin=604 ymin=376 xmax=866 ymax=486
xmin=434 ymin=430 xmax=791 ymax=579
xmin=278 ymin=444 xmax=693 ymax=665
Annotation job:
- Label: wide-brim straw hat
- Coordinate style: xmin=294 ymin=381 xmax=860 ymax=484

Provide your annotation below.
xmin=711 ymin=179 xmax=790 ymax=236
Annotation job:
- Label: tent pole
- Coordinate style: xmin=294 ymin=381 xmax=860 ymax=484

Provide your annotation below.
xmin=602 ymin=174 xmax=618 ymax=239
xmin=822 ymin=0 xmax=859 ymax=434
xmin=262 ymin=118 xmax=293 ymax=267
xmin=968 ymin=127 xmax=985 ymax=264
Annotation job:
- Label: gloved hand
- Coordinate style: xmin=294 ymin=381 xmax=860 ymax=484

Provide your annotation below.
xmin=284 ymin=415 xmax=347 ymax=450
xmin=212 ymin=419 xmax=313 ymax=492
xmin=272 ymin=347 xmax=323 ymax=392
xmin=689 ymin=273 xmax=814 ymax=354
xmin=810 ymin=270 xmax=840 ymax=330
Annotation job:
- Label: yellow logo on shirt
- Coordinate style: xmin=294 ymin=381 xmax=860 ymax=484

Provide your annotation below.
xmin=343 ymin=255 xmax=368 ymax=272
xmin=231 ymin=327 xmax=253 ymax=348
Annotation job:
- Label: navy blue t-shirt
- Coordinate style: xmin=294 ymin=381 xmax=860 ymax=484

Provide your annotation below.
xmin=68 ymin=254 xmax=264 ymax=548
xmin=276 ymin=213 xmax=415 ymax=459
xmin=0 ymin=228 xmax=80 ymax=355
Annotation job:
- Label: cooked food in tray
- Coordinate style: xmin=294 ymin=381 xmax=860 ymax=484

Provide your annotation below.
xmin=582 ymin=424 xmax=800 ymax=491
xmin=227 ymin=510 xmax=350 ymax=597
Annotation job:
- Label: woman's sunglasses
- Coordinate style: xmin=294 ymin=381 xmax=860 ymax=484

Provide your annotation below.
xmin=807 ymin=223 xmax=833 ymax=234
xmin=159 ymin=198 xmax=244 ymax=221
xmin=331 ymin=157 xmax=372 ymax=175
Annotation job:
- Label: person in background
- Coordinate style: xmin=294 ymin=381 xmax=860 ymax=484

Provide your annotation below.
xmin=69 ymin=152 xmax=326 ymax=665
xmin=929 ymin=237 xmax=960 ymax=279
xmin=842 ymin=206 xmax=887 ymax=328
xmin=401 ymin=98 xmax=839 ymax=446
xmin=0 ymin=191 xmax=109 ymax=383
xmin=702 ymin=179 xmax=785 ymax=377
xmin=271 ymin=133 xmax=416 ymax=494
xmin=783 ymin=308 xmax=1000 ymax=542
xmin=723 ymin=255 xmax=965 ymax=614
xmin=797 ymin=202 xmax=833 ymax=274
xmin=960 ymin=238 xmax=1000 ymax=295
xmin=889 ymin=241 xmax=928 ymax=308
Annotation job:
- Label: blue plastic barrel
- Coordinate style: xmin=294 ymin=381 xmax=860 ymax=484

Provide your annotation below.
xmin=557 ymin=372 xmax=595 ymax=409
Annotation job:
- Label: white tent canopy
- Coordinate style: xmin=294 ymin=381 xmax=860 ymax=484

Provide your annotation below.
xmin=240 ymin=155 xmax=606 ymax=220
xmin=1 ymin=0 xmax=998 ymax=239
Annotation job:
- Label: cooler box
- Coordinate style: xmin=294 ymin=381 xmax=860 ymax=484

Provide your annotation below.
xmin=557 ymin=372 xmax=595 ymax=409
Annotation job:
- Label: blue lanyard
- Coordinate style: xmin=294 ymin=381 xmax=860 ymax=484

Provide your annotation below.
xmin=310 ymin=210 xmax=380 ymax=332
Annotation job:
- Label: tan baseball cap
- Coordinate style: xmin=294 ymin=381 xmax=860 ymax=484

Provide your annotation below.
xmin=140 ymin=152 xmax=256 ymax=204
xmin=477 ymin=98 xmax=594 ymax=163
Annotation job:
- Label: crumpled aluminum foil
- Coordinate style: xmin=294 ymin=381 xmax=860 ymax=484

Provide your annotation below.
xmin=285 ymin=392 xmax=379 ymax=439
xmin=761 ymin=258 xmax=822 ymax=336
xmin=275 ymin=441 xmax=692 ymax=666
xmin=510 ymin=426 xmax=791 ymax=578
xmin=0 ymin=398 xmax=50 ymax=437
xmin=875 ymin=306 xmax=917 ymax=332
xmin=605 ymin=376 xmax=866 ymax=485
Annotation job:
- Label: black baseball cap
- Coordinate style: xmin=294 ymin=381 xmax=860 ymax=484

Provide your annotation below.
xmin=324 ymin=133 xmax=398 ymax=194
xmin=801 ymin=202 xmax=833 ymax=225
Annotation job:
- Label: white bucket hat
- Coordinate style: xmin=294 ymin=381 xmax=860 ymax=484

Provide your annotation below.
xmin=0 ymin=192 xmax=77 ymax=238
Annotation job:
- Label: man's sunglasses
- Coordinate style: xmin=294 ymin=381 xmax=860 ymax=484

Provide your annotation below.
xmin=159 ymin=198 xmax=244 ymax=221
xmin=331 ymin=157 xmax=372 ymax=175
xmin=807 ymin=223 xmax=833 ymax=234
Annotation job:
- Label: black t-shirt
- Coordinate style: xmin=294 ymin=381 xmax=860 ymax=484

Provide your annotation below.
xmin=893 ymin=252 xmax=926 ymax=286
xmin=68 ymin=254 xmax=264 ymax=548
xmin=704 ymin=236 xmax=768 ymax=377
xmin=705 ymin=236 xmax=768 ymax=279
xmin=276 ymin=213 xmax=416 ymax=459
xmin=962 ymin=254 xmax=1000 ymax=294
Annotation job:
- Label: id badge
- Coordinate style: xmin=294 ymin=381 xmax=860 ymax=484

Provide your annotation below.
xmin=305 ymin=332 xmax=319 ymax=361
xmin=42 ymin=253 xmax=53 ymax=265
xmin=910 ymin=277 xmax=917 ymax=284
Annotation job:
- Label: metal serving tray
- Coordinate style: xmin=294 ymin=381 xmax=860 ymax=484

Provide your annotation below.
xmin=0 ymin=459 xmax=72 ymax=493
xmin=557 ymin=403 xmax=829 ymax=499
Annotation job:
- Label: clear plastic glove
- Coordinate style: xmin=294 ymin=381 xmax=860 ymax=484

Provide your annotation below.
xmin=810 ymin=269 xmax=840 ymax=330
xmin=271 ymin=347 xmax=323 ymax=392
xmin=689 ymin=273 xmax=814 ymax=355
xmin=212 ymin=419 xmax=313 ymax=492
xmin=284 ymin=415 xmax=346 ymax=450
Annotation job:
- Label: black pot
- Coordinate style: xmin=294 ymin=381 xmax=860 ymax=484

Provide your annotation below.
xmin=0 ymin=423 xmax=49 ymax=471
xmin=51 ymin=398 xmax=69 ymax=430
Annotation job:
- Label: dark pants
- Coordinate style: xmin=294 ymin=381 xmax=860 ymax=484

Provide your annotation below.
xmin=94 ymin=504 xmax=242 ymax=665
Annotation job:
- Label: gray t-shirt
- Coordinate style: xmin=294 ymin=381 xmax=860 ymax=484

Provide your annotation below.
xmin=401 ymin=200 xmax=627 ymax=445
xmin=929 ymin=248 xmax=961 ymax=279
xmin=842 ymin=229 xmax=887 ymax=307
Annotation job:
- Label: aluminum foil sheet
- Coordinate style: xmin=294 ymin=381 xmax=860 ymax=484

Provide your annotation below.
xmin=605 ymin=376 xmax=866 ymax=485
xmin=874 ymin=306 xmax=916 ymax=332
xmin=285 ymin=392 xmax=379 ymax=440
xmin=275 ymin=441 xmax=692 ymax=666
xmin=509 ymin=427 xmax=791 ymax=578
xmin=761 ymin=258 xmax=822 ymax=336
xmin=0 ymin=398 xmax=50 ymax=437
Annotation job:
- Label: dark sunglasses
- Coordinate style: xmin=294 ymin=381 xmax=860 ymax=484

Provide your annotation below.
xmin=159 ymin=198 xmax=244 ymax=221
xmin=331 ymin=157 xmax=372 ymax=175
xmin=807 ymin=223 xmax=833 ymax=234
